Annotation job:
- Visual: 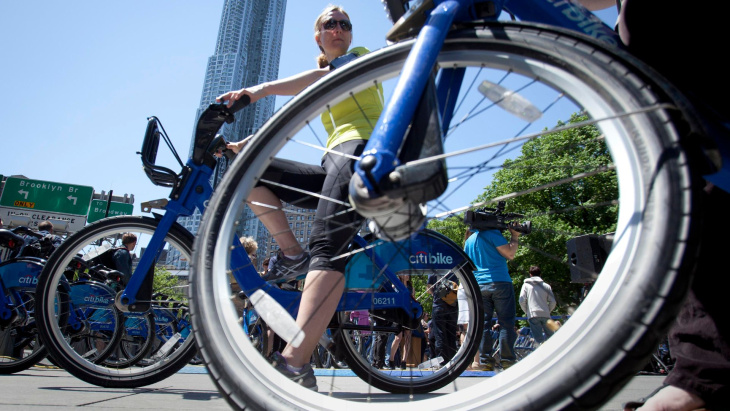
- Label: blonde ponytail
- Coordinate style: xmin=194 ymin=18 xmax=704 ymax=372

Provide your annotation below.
xmin=317 ymin=50 xmax=329 ymax=68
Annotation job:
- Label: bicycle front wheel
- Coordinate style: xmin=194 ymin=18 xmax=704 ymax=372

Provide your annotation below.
xmin=36 ymin=216 xmax=198 ymax=388
xmin=192 ymin=24 xmax=699 ymax=409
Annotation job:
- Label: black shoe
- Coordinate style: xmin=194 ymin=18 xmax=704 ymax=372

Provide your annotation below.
xmin=385 ymin=360 xmax=395 ymax=370
xmin=262 ymin=251 xmax=310 ymax=282
xmin=270 ymin=351 xmax=318 ymax=391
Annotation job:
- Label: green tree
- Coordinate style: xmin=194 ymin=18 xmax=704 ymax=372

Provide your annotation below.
xmin=153 ymin=266 xmax=186 ymax=304
xmin=474 ymin=113 xmax=617 ymax=312
xmin=424 ymin=114 xmax=616 ymax=314
xmin=427 ymin=215 xmax=469 ymax=247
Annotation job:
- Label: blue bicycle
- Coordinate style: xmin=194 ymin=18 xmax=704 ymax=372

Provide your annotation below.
xmin=189 ymin=0 xmax=719 ymax=408
xmin=0 ymin=228 xmax=48 ymax=374
xmin=33 ymin=106 xmax=227 ymax=387
xmin=35 ymin=91 xmax=479 ymax=392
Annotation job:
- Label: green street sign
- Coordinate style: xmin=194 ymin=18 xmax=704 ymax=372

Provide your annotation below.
xmin=87 ymin=199 xmax=134 ymax=223
xmin=0 ymin=177 xmax=93 ymax=216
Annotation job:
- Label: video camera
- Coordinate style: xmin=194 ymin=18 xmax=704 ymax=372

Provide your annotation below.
xmin=464 ymin=201 xmax=532 ymax=234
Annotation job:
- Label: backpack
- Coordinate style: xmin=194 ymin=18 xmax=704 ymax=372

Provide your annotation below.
xmin=19 ymin=233 xmax=59 ymax=259
xmin=85 ymin=246 xmax=127 ymax=270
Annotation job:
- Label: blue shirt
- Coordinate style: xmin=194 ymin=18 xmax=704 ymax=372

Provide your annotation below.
xmin=464 ymin=229 xmax=511 ymax=284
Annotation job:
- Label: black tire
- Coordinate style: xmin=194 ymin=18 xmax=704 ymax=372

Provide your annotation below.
xmin=104 ymin=311 xmax=156 ymax=368
xmin=35 ymin=216 xmax=198 ymax=388
xmin=334 ymin=251 xmax=481 ymax=393
xmin=0 ymin=326 xmax=47 ymax=374
xmin=191 ymin=24 xmax=699 ymax=409
xmin=66 ymin=294 xmax=125 ymax=365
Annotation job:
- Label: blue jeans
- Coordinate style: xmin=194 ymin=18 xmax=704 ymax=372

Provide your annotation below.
xmin=528 ymin=317 xmax=554 ymax=343
xmin=432 ymin=304 xmax=458 ymax=364
xmin=479 ymin=282 xmax=517 ymax=364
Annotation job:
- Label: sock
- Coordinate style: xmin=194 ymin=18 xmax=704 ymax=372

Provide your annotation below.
xmin=286 ymin=363 xmax=304 ymax=373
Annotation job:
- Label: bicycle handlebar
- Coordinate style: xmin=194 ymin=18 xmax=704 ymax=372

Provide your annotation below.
xmin=192 ymin=95 xmax=251 ymax=168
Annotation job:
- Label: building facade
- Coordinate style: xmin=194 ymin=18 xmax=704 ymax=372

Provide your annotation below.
xmin=171 ymin=0 xmax=288 ymax=271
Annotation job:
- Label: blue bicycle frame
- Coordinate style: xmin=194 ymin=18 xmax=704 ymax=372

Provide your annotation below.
xmin=230 ymin=229 xmax=472 ymax=322
xmin=121 ymin=105 xmax=472 ymax=327
xmin=117 ymin=160 xmax=213 ymax=309
xmin=354 ymin=0 xmax=623 ymax=196
xmin=0 ymin=258 xmax=43 ymax=324
xmin=358 ymin=0 xmax=730 ymax=196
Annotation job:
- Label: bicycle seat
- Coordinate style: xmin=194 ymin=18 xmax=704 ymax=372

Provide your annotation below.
xmin=0 ymin=229 xmax=25 ymax=249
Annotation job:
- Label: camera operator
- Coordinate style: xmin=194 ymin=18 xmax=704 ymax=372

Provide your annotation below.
xmin=463 ymin=222 xmax=522 ymax=371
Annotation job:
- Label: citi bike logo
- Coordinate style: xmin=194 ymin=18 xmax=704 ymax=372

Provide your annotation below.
xmin=409 ymin=251 xmax=453 ymax=265
xmin=18 ymin=275 xmax=38 ymax=285
xmin=84 ymin=295 xmax=110 ymax=304
xmin=155 ymin=316 xmax=172 ymax=324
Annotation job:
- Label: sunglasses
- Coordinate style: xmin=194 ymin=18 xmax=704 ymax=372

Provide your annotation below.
xmin=322 ymin=18 xmax=352 ymax=32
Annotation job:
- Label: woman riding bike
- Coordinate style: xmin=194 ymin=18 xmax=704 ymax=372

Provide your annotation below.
xmin=216 ymin=5 xmax=383 ymax=391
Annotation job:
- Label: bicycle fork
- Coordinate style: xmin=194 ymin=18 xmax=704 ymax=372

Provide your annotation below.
xmin=117 ymin=161 xmax=214 ymax=312
xmin=349 ymin=1 xmax=464 ymax=240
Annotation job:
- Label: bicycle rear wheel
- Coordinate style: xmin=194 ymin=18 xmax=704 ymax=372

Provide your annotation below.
xmin=332 ymin=232 xmax=483 ymax=393
xmin=36 ymin=216 xmax=198 ymax=388
xmin=191 ymin=24 xmax=700 ymax=409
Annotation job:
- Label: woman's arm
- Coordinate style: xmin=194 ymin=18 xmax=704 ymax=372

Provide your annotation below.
xmin=217 ymin=67 xmax=330 ymax=107
xmin=575 ymin=0 xmax=615 ymax=11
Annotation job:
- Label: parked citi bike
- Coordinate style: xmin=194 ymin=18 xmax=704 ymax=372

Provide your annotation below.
xmin=0 ymin=226 xmax=57 ymax=374
xmin=187 ymin=0 xmax=727 ymax=409
xmin=32 ymin=104 xmax=227 ymax=387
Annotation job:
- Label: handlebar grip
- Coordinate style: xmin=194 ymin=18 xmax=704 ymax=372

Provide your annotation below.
xmin=208 ymin=134 xmax=237 ymax=161
xmin=228 ymin=94 xmax=251 ymax=114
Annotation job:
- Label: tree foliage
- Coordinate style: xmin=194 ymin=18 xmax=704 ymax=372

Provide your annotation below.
xmin=430 ymin=113 xmax=618 ymax=314
xmin=153 ymin=265 xmax=186 ymax=304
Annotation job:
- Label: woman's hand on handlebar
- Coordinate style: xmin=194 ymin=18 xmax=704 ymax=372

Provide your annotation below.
xmin=226 ymin=140 xmax=246 ymax=154
xmin=213 ymin=135 xmax=253 ymax=159
xmin=227 ymin=134 xmax=254 ymax=154
xmin=217 ymin=86 xmax=262 ymax=108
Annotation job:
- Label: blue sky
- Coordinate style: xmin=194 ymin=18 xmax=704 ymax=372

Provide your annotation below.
xmin=0 ymin=1 xmax=617 ymax=221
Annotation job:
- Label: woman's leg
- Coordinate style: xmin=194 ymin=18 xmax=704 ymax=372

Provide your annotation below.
xmin=277 ymin=141 xmax=366 ymax=368
xmin=248 ymin=186 xmax=303 ymax=256
xmin=281 ymin=269 xmax=345 ymax=367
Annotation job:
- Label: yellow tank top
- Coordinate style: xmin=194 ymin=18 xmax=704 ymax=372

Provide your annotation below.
xmin=320 ymin=47 xmax=384 ymax=150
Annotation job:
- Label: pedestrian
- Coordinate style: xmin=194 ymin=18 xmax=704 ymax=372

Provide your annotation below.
xmin=112 ymin=233 xmax=137 ymax=284
xmin=519 ymin=265 xmax=556 ymax=344
xmin=427 ymin=272 xmax=459 ymax=366
xmin=578 ymin=1 xmax=730 ymax=409
xmin=463 ymin=223 xmax=523 ymax=370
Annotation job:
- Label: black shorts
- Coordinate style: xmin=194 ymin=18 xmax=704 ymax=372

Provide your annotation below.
xmin=260 ymin=140 xmax=366 ymax=273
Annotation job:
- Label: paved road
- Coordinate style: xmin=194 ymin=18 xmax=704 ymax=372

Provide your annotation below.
xmin=0 ymin=362 xmax=663 ymax=410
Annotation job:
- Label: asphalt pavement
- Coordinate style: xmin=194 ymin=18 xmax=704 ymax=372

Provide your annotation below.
xmin=0 ymin=361 xmax=664 ymax=410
